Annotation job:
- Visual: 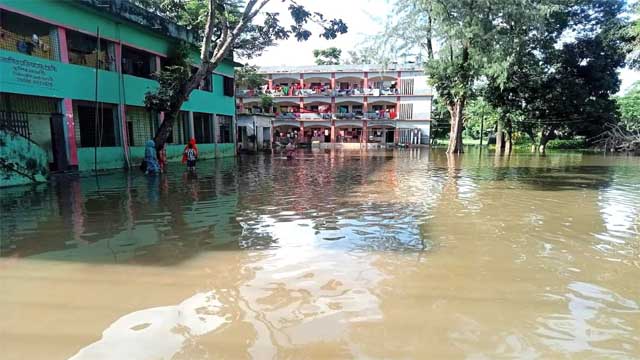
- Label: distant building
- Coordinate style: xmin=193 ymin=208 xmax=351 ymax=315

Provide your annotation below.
xmin=236 ymin=64 xmax=433 ymax=148
xmin=0 ymin=0 xmax=238 ymax=180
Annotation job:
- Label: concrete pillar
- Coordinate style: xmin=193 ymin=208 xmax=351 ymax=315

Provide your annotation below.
xmin=299 ymin=73 xmax=304 ymax=89
xmin=394 ymin=126 xmax=400 ymax=144
xmin=330 ymin=72 xmax=336 ymax=89
xmin=363 ymin=96 xmax=368 ymax=113
xmin=363 ymin=71 xmax=368 ymax=89
xmin=238 ymin=98 xmax=245 ymax=113
xmin=268 ymin=75 xmax=273 ymax=90
xmin=363 ymin=120 xmax=368 ymax=144
xmin=299 ymin=97 xmax=304 ymax=112
xmin=56 ymin=27 xmax=78 ymax=168
xmin=188 ymin=111 xmax=195 ymax=139
xmin=213 ymin=114 xmax=219 ymax=143
xmin=331 ymin=97 xmax=336 ymax=114
xmin=330 ymin=121 xmax=336 ymax=143
xmin=299 ymin=121 xmax=304 ymax=143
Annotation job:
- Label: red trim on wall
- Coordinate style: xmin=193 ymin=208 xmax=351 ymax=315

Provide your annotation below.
xmin=57 ymin=27 xmax=69 ymax=63
xmin=62 ymin=98 xmax=78 ymax=165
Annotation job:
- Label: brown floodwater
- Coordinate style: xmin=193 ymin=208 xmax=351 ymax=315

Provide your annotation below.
xmin=1 ymin=148 xmax=639 ymax=359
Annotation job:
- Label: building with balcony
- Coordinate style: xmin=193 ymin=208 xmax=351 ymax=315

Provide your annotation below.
xmin=236 ymin=64 xmax=432 ymax=148
xmin=0 ymin=0 xmax=238 ymax=184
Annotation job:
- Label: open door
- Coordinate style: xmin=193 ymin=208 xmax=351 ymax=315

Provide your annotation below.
xmin=49 ymin=113 xmax=69 ymax=171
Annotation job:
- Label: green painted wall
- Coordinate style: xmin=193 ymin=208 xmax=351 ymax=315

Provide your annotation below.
xmin=5 ymin=0 xmax=169 ymax=55
xmin=0 ymin=50 xmax=235 ymax=115
xmin=2 ymin=0 xmax=236 ymax=77
xmin=78 ymin=143 xmax=235 ymax=172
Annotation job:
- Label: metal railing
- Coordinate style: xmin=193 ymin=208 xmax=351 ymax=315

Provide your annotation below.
xmin=274 ymin=112 xmax=398 ymax=121
xmin=0 ymin=111 xmax=31 ymax=139
xmin=237 ymin=88 xmax=401 ymax=98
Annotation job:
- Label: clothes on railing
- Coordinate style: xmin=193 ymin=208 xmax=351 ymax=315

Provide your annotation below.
xmin=238 ymin=85 xmax=400 ymax=97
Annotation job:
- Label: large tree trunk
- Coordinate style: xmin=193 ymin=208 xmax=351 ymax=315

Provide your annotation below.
xmin=153 ymin=66 xmax=211 ymax=150
xmin=446 ymin=99 xmax=465 ymax=153
xmin=538 ymin=125 xmax=557 ymax=155
xmin=495 ymin=121 xmax=504 ymax=155
xmin=426 ymin=2 xmax=434 ymax=60
xmin=504 ymin=120 xmax=513 ymax=155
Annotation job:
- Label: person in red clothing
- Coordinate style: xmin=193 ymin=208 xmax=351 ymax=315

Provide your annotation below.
xmin=182 ymin=138 xmax=199 ymax=170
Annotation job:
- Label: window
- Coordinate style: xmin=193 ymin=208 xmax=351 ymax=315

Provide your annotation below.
xmin=400 ymin=79 xmax=414 ymax=95
xmin=217 ymin=115 xmax=232 ymax=143
xmin=193 ymin=112 xmax=214 ymax=143
xmin=166 ymin=112 xmax=189 ymax=145
xmin=192 ymin=67 xmax=212 ymax=91
xmin=122 ymin=46 xmax=153 ymax=78
xmin=67 ymin=30 xmax=112 ymax=70
xmin=76 ymin=105 xmax=116 ymax=147
xmin=223 ymin=76 xmax=234 ymax=97
xmin=399 ymin=103 xmax=413 ymax=120
xmin=0 ymin=10 xmax=55 ymax=60
xmin=126 ymin=106 xmax=153 ymax=147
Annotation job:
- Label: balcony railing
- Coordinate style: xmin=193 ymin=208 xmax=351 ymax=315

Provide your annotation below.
xmin=274 ymin=111 xmax=398 ymax=121
xmin=237 ymin=87 xmax=401 ymax=98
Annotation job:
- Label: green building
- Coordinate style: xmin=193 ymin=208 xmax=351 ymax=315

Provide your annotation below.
xmin=0 ymin=0 xmax=238 ymax=185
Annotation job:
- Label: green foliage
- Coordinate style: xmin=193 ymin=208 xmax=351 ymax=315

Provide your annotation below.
xmin=235 ymin=65 xmax=264 ymax=90
xmin=260 ymin=94 xmax=274 ymax=113
xmin=313 ymin=47 xmax=342 ymax=65
xmin=132 ymin=0 xmax=348 ymax=59
xmin=546 ymin=138 xmax=588 ymax=149
xmin=616 ymin=82 xmax=640 ymax=131
xmin=144 ymin=42 xmax=191 ymax=112
xmin=463 ymin=98 xmax=499 ymax=140
xmin=430 ymin=98 xmax=450 ymax=139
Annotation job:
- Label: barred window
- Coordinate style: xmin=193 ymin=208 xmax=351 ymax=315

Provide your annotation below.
xmin=217 ymin=115 xmax=232 ymax=143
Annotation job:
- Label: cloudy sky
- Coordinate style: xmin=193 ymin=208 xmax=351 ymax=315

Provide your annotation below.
xmin=246 ymin=0 xmax=639 ymax=94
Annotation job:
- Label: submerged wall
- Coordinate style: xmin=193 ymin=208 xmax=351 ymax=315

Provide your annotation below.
xmin=77 ymin=143 xmax=236 ymax=172
xmin=0 ymin=130 xmax=49 ymax=187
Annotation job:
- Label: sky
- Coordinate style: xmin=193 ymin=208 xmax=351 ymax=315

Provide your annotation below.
xmin=246 ymin=0 xmax=639 ymax=94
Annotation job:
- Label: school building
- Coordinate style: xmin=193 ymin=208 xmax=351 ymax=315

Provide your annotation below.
xmin=0 ymin=0 xmax=237 ymax=183
xmin=236 ymin=64 xmax=433 ymax=148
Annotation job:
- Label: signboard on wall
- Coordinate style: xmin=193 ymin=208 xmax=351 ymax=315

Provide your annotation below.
xmin=0 ymin=54 xmax=57 ymax=90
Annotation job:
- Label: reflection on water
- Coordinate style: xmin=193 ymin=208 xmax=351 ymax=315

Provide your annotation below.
xmin=1 ymin=149 xmax=639 ymax=359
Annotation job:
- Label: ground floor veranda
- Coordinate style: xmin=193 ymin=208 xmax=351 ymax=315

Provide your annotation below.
xmin=0 ymin=92 xmax=236 ymax=175
xmin=272 ymin=119 xmax=430 ymax=147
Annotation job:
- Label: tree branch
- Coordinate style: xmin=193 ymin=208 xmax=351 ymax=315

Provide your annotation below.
xmin=209 ymin=0 xmax=271 ymax=67
xmin=200 ymin=0 xmax=217 ymax=62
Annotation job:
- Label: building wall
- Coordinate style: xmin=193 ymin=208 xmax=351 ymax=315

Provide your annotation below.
xmin=0 ymin=1 xmax=238 ymax=178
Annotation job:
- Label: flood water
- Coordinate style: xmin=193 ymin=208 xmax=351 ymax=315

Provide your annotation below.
xmin=1 ymin=148 xmax=639 ymax=359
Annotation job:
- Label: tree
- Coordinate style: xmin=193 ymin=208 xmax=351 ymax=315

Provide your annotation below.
xmin=144 ymin=0 xmax=347 ymax=150
xmin=235 ymin=64 xmax=264 ymax=90
xmin=463 ymin=98 xmax=498 ymax=141
xmin=312 ymin=47 xmax=342 ymax=65
xmin=483 ymin=0 xmax=630 ymax=153
xmin=627 ymin=2 xmax=640 ymax=69
xmin=260 ymin=93 xmax=274 ymax=113
xmin=617 ymin=82 xmax=640 ymax=131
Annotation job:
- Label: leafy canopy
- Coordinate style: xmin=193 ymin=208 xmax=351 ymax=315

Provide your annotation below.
xmin=313 ymin=47 xmax=342 ymax=65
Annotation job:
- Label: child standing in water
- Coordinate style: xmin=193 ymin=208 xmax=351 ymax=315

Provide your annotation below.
xmin=182 ymin=138 xmax=198 ymax=170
